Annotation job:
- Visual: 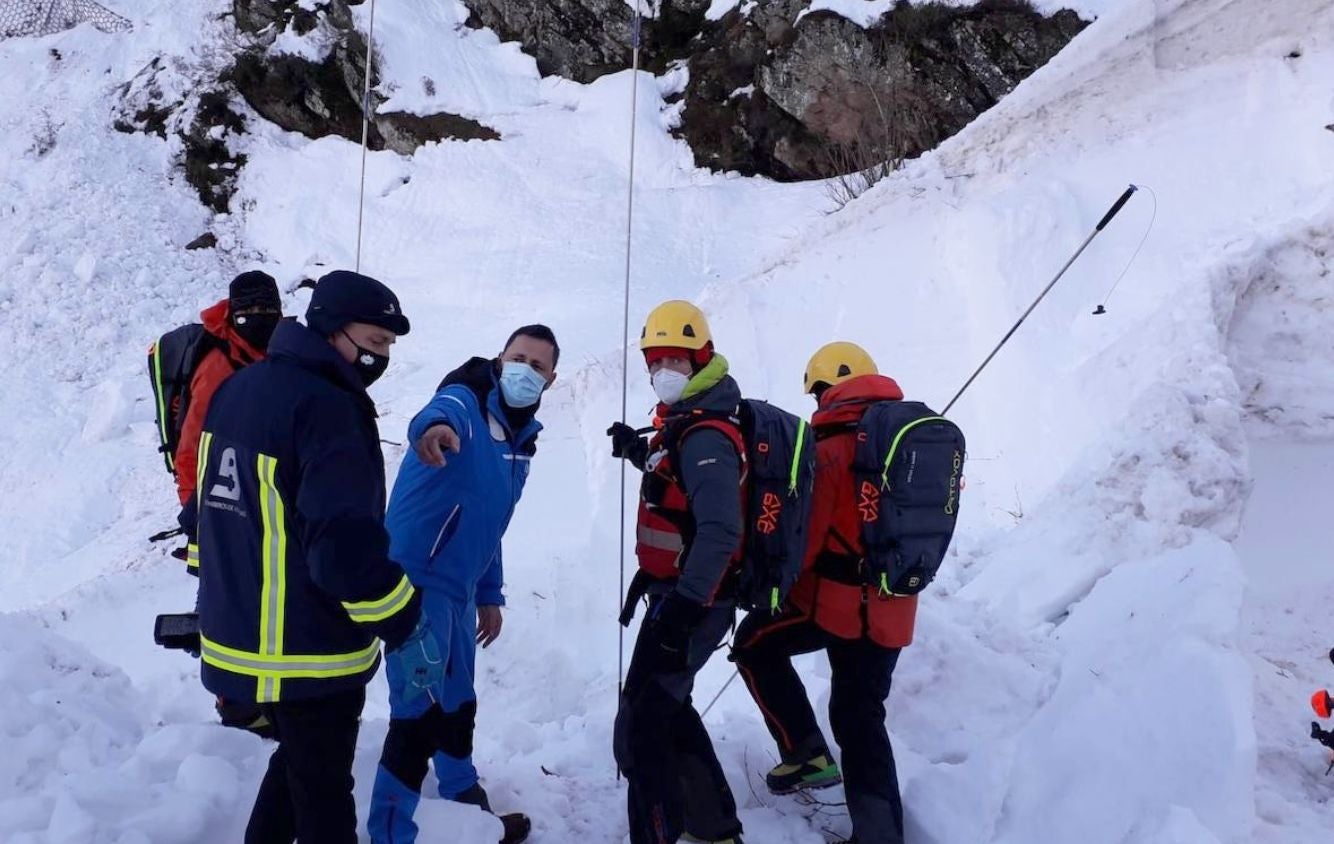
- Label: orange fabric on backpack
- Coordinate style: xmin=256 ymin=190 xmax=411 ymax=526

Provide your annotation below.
xmin=1313 ymin=689 xmax=1332 ymax=719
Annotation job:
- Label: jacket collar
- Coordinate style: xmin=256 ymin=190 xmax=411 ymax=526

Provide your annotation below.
xmin=268 ymin=320 xmax=376 ymax=415
xmin=440 ymin=356 xmax=543 ymax=446
xmin=201 ymin=298 xmax=265 ymax=364
xmin=812 ymin=374 xmax=904 ymax=428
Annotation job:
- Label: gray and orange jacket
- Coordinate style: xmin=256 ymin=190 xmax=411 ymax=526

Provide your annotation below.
xmin=634 ymin=357 xmax=747 ymax=607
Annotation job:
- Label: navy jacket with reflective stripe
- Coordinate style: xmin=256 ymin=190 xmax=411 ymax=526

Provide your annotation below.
xmin=195 ymin=320 xmax=420 ymax=703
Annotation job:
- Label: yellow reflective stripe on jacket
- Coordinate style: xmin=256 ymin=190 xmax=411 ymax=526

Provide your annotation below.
xmin=256 ymin=453 xmax=288 ymax=702
xmin=195 ymin=431 xmax=214 ymax=507
xmin=342 ymin=573 xmax=416 ymax=624
xmin=200 ymin=635 xmax=380 ymax=681
xmin=192 ymin=432 xmax=214 ymax=576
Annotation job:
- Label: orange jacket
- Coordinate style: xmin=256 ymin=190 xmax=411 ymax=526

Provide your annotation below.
xmin=789 ymin=374 xmax=919 ymax=648
xmin=174 ymin=299 xmax=265 ymax=505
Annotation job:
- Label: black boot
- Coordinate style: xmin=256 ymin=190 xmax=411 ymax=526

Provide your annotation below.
xmin=498 ymin=812 xmax=531 ymax=844
xmin=454 ymin=783 xmax=531 ymax=844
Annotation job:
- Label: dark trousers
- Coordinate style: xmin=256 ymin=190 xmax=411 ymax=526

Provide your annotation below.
xmin=615 ymin=598 xmax=742 ymax=844
xmin=245 ymin=686 xmax=366 ymax=844
xmin=734 ymin=608 xmax=905 ymax=844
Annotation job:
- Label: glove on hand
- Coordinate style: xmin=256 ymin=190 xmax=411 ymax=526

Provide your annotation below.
xmin=645 ymin=592 xmax=706 ymax=674
xmin=607 ymin=422 xmax=649 ymax=470
xmin=391 ymin=615 xmax=445 ymax=700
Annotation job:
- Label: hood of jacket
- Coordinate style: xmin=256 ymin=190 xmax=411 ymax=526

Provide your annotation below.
xmin=201 ymin=298 xmax=265 ymax=365
xmin=812 ymin=373 xmax=905 ymax=429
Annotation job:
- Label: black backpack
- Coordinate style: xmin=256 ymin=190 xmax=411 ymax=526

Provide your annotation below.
xmin=852 ymin=401 xmax=965 ymax=595
xmin=733 ymin=400 xmax=817 ymax=613
xmin=147 ymin=323 xmax=217 ymax=475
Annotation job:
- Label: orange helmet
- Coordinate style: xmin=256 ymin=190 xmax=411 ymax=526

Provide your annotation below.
xmin=1312 ymin=689 xmax=1332 ymax=719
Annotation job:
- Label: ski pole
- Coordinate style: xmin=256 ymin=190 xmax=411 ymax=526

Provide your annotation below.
xmin=614 ymin=0 xmax=646 ymax=784
xmin=148 ymin=527 xmax=185 ymax=543
xmin=700 ymin=670 xmax=740 ymax=718
xmin=943 ymin=185 xmax=1139 ymax=415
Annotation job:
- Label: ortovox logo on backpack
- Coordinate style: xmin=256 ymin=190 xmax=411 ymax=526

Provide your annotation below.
xmin=857 ymin=480 xmax=880 ymax=523
xmin=853 ymin=401 xmax=966 ymax=596
xmin=755 ymin=491 xmax=782 ymax=536
xmin=734 ymin=400 xmax=816 ymax=613
xmin=147 ymin=323 xmax=219 ymax=475
xmin=658 ymin=400 xmax=815 ymax=614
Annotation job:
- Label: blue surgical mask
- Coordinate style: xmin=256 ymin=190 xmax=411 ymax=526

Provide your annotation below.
xmin=499 ymin=360 xmax=547 ymax=408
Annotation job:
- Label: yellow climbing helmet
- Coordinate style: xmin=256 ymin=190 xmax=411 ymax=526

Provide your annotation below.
xmin=640 ymin=300 xmax=713 ymax=351
xmin=803 ymin=341 xmax=878 ymax=394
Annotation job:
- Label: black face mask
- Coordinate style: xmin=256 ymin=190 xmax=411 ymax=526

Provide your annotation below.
xmin=344 ymin=331 xmax=390 ymax=387
xmin=233 ymin=312 xmax=280 ymax=352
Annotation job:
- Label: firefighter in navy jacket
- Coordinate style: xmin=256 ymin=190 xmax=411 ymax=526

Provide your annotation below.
xmin=195 ymin=270 xmax=439 ymax=844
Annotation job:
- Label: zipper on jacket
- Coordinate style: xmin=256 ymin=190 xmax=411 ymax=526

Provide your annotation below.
xmin=429 ymin=504 xmax=462 ymax=560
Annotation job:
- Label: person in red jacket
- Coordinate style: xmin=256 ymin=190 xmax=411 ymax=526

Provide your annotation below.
xmin=176 ymin=271 xmax=282 ymax=531
xmin=175 ymin=270 xmax=282 ymax=739
xmin=732 ymin=341 xmax=914 ymax=844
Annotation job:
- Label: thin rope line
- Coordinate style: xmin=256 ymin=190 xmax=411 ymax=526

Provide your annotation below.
xmin=616 ymin=2 xmax=643 ymax=779
xmin=354 ymin=0 xmax=377 ymax=273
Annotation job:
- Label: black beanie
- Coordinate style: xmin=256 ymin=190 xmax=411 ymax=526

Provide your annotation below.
xmin=229 ymin=271 xmax=281 ymax=312
xmin=306 ymin=270 xmax=411 ymax=337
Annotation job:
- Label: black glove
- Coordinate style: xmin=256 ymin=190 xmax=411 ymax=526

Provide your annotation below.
xmin=1314 ymin=722 xmax=1334 ymax=750
xmin=177 ymin=500 xmax=198 ymax=544
xmin=607 ymin=422 xmax=649 ymax=470
xmin=644 ymin=592 xmax=706 ymax=674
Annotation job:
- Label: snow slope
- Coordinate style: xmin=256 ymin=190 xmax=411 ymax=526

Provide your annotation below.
xmin=1 ymin=0 xmax=1333 ymax=841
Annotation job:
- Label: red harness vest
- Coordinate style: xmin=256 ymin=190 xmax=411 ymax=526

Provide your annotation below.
xmin=634 ymin=415 xmax=747 ymax=582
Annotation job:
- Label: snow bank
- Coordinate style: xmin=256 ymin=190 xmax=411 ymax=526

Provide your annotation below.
xmin=1 ymin=0 xmax=1332 ymax=840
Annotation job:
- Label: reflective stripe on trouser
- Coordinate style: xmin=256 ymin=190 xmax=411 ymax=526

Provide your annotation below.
xmin=187 ymin=543 xmax=200 ymax=570
xmin=343 ymin=574 xmax=416 ymax=624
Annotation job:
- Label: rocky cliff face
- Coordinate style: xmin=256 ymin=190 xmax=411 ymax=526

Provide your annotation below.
xmin=459 ymin=0 xmax=1087 ymax=180
xmin=231 ymin=0 xmax=499 ymax=156
xmin=112 ymin=0 xmax=1086 ymax=217
xmin=113 ymin=0 xmax=499 ymax=216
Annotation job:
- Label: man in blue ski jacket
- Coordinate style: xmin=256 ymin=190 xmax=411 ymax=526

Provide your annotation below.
xmin=369 ymin=325 xmax=559 ymax=844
